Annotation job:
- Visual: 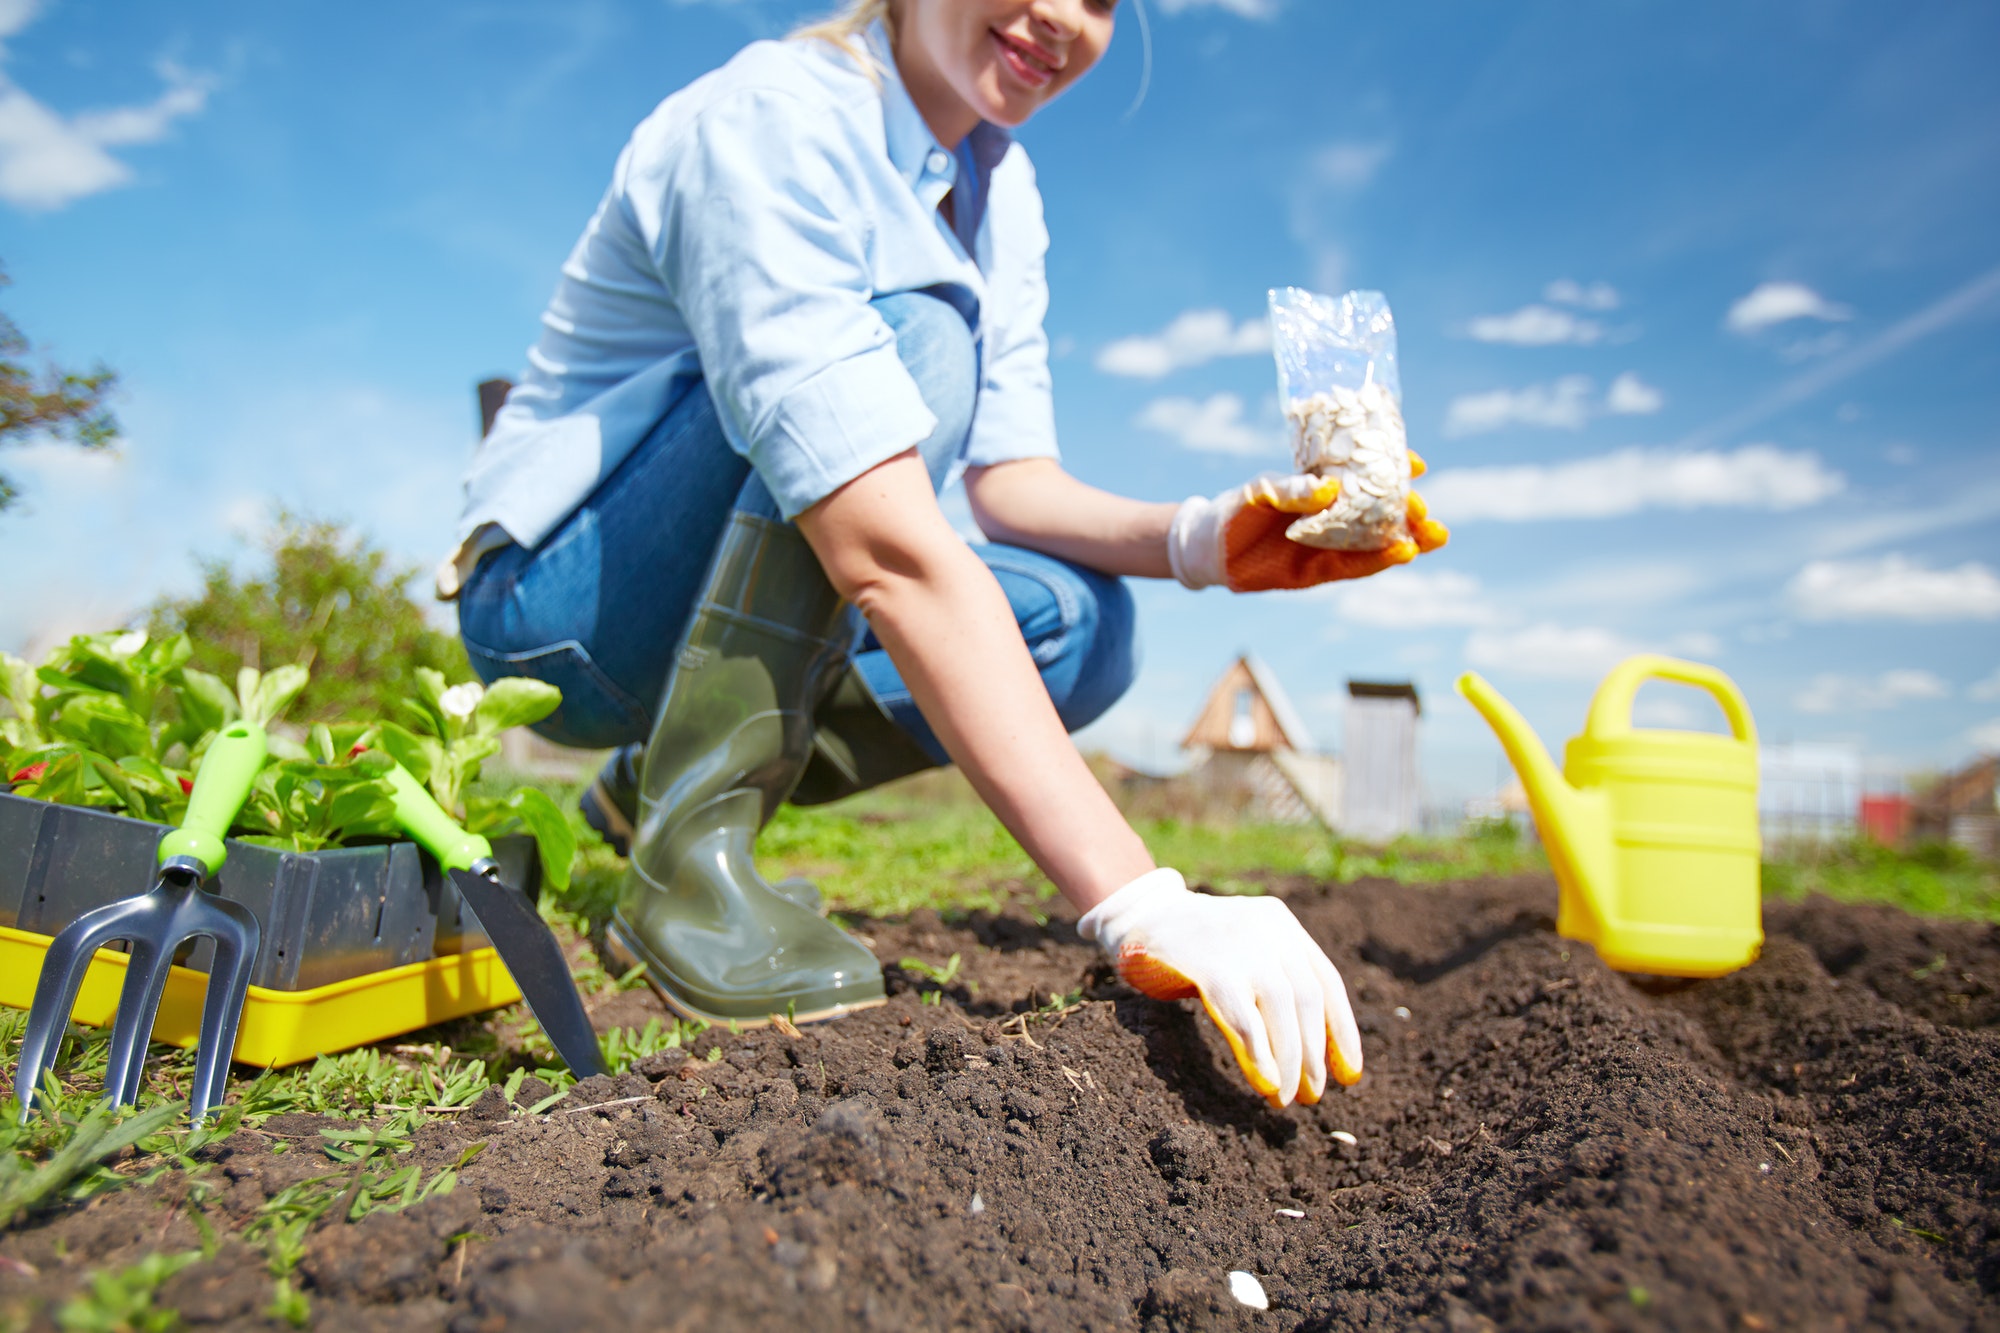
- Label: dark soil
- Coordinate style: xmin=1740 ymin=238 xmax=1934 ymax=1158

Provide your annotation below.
xmin=3 ymin=876 xmax=1996 ymax=1331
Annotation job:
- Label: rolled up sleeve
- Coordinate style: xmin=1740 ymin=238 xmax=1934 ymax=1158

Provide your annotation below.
xmin=644 ymin=89 xmax=939 ymax=518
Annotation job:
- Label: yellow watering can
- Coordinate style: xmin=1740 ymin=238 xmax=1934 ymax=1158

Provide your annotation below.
xmin=1456 ymin=655 xmax=1762 ymax=978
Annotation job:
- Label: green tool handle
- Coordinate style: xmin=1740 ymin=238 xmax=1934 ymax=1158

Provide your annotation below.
xmin=381 ymin=761 xmax=492 ymax=872
xmin=158 ymin=720 xmax=267 ymax=874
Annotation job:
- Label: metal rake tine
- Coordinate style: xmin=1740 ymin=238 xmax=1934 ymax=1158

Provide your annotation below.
xmin=186 ymin=896 xmax=260 ymax=1124
xmin=14 ymin=895 xmax=166 ymax=1119
xmin=103 ymin=931 xmax=173 ymax=1110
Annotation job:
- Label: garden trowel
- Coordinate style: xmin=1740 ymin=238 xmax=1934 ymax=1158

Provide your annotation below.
xmin=16 ymin=720 xmax=267 ymax=1124
xmin=379 ymin=761 xmax=605 ymax=1078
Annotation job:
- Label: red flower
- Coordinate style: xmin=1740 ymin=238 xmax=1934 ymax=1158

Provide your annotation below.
xmin=178 ymin=776 xmax=195 ymax=795
xmin=348 ymin=742 xmax=370 ymax=759
xmin=10 ymin=761 xmax=48 ymax=783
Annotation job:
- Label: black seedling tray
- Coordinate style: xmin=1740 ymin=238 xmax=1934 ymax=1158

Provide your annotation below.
xmin=0 ymin=791 xmax=539 ymax=991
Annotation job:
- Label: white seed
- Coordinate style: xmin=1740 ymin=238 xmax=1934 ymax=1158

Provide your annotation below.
xmin=1330 ymin=1130 xmax=1358 ymax=1146
xmin=1275 ymin=1207 xmax=1306 ymax=1219
xmin=1227 ymin=1271 xmax=1269 ymax=1311
xmin=1393 ymin=1006 xmax=1411 ymax=1020
xmin=969 ymin=1191 xmax=984 ymax=1215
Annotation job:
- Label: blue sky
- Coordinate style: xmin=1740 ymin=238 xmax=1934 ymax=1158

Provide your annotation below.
xmin=1 ymin=0 xmax=1996 ymax=808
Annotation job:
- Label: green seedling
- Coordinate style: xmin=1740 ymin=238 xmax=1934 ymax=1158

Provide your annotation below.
xmin=899 ymin=953 xmax=961 ymax=986
xmin=0 ymin=1094 xmax=182 ymax=1230
xmin=266 ymin=1275 xmax=311 ymax=1328
xmin=54 ymin=1250 xmax=201 ymax=1333
xmin=599 ymin=1017 xmax=703 ymax=1075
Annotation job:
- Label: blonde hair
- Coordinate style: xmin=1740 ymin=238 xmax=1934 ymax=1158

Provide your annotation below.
xmin=791 ymin=0 xmax=894 ymax=75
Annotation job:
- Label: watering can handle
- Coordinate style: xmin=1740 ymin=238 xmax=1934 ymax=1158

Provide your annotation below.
xmin=1584 ymin=655 xmax=1757 ymax=745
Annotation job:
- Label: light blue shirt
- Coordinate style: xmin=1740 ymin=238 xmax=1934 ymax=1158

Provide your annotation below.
xmin=458 ymin=27 xmax=1060 ymax=550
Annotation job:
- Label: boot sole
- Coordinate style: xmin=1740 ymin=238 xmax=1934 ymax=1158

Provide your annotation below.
xmin=602 ymin=922 xmax=885 ymax=1029
xmin=580 ymin=780 xmax=635 ymax=858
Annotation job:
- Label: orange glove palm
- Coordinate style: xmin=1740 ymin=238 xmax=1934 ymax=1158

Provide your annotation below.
xmin=1168 ymin=453 xmax=1448 ymax=593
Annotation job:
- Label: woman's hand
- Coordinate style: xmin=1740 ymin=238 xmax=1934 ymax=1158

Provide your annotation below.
xmin=1169 ymin=453 xmax=1449 ymax=592
xmin=1080 ymin=869 xmax=1364 ymax=1107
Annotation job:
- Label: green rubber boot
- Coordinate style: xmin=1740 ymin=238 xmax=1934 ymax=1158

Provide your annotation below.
xmin=606 ymin=512 xmax=886 ymax=1026
xmin=788 ymin=666 xmax=941 ymax=807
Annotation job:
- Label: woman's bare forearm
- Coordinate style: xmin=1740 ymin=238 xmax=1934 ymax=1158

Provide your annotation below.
xmin=964 ymin=459 xmax=1177 ymax=579
xmin=797 ymin=453 xmax=1154 ymax=912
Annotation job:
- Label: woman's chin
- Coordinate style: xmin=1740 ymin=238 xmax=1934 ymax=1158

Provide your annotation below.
xmin=971 ymin=76 xmax=1045 ymax=128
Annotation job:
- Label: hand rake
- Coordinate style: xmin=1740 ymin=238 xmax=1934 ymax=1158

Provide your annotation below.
xmin=14 ymin=721 xmax=267 ymax=1124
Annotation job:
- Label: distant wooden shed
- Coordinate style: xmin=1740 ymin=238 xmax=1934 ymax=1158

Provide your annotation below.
xmin=1342 ymin=681 xmax=1420 ymax=842
xmin=1913 ymin=756 xmax=1998 ymax=857
xmin=1181 ymin=656 xmax=1340 ymax=827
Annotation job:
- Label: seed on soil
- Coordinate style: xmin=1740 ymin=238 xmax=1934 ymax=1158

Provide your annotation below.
xmin=1330 ymin=1130 xmax=1358 ymax=1146
xmin=1275 ymin=1208 xmax=1305 ymax=1219
xmin=969 ymin=1192 xmax=984 ymax=1216
xmin=1228 ymin=1271 xmax=1270 ymax=1310
xmin=1393 ymin=1006 xmax=1411 ymax=1019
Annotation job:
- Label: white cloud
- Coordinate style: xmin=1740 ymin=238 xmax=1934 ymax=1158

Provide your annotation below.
xmin=1794 ymin=669 xmax=1951 ymax=714
xmin=1970 ymin=719 xmax=2000 ymax=753
xmin=1328 ymin=568 xmax=1500 ymax=628
xmin=0 ymin=0 xmax=39 ymax=40
xmin=1632 ymin=695 xmax=1701 ymax=728
xmin=1544 ymin=279 xmax=1620 ymax=311
xmin=1465 ymin=624 xmax=1645 ymax=679
xmin=1096 ymin=308 xmax=1270 ymax=379
xmin=1444 ymin=372 xmax=1664 ymax=437
xmin=1461 ymin=305 xmax=1605 ymax=347
xmin=1969 ymin=668 xmax=2000 ymax=702
xmin=1424 ymin=444 xmax=1844 ymax=521
xmin=1787 ymin=554 xmax=2000 ymax=622
xmin=0 ymin=47 xmax=213 ymax=210
xmin=1312 ymin=141 xmax=1391 ymax=190
xmin=1725 ymin=282 xmax=1853 ymax=335
xmin=1443 ymin=375 xmax=1593 ymax=437
xmin=1605 ymin=371 xmax=1665 ymax=416
xmin=1156 ymin=0 xmax=1279 ymax=16
xmin=1135 ymin=392 xmax=1271 ymax=456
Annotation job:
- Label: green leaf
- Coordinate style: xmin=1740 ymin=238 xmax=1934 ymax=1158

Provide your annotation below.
xmin=307 ymin=723 xmax=336 ymax=765
xmin=372 ymin=722 xmax=439 ymax=786
xmin=467 ymin=787 xmax=577 ymax=891
xmin=249 ymin=664 xmax=311 ymax=728
xmin=472 ymin=677 xmax=561 ymax=738
xmin=171 ymin=665 xmax=239 ymax=736
xmin=409 ymin=667 xmax=452 ymax=739
xmin=46 ymin=693 xmax=152 ymax=762
xmin=324 ymin=782 xmax=398 ymax=841
xmin=17 ymin=751 xmax=102 ymax=808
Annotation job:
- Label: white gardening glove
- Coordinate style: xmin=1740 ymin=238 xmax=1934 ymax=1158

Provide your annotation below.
xmin=1079 ymin=868 xmax=1363 ymax=1107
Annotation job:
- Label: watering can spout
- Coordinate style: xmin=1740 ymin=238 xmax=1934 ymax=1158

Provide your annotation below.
xmin=1455 ymin=672 xmax=1615 ymax=934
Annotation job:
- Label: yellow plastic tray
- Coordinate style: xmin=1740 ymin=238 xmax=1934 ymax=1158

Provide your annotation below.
xmin=0 ymin=924 xmax=522 ymax=1068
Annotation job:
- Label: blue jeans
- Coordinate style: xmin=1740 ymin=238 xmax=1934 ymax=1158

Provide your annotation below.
xmin=458 ymin=291 xmax=1138 ymax=769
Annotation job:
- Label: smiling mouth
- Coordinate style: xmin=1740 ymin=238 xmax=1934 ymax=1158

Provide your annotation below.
xmin=991 ymin=30 xmax=1059 ymax=88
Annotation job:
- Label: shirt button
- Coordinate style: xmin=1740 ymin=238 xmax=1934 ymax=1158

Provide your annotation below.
xmin=927 ymin=149 xmax=950 ymax=174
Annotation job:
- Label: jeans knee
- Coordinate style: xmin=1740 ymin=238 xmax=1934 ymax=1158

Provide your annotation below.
xmin=984 ymin=546 xmax=1139 ymax=733
xmin=1055 ymin=570 xmax=1138 ymax=731
xmin=872 ymin=290 xmax=976 ymax=491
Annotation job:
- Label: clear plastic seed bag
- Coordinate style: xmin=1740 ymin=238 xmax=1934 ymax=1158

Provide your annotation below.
xmin=1267 ymin=287 xmax=1410 ymax=551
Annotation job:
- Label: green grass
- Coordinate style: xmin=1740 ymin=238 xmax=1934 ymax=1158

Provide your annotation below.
xmin=1763 ymin=837 xmax=2000 ymax=922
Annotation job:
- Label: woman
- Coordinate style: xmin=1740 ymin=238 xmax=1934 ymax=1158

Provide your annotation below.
xmin=445 ymin=0 xmax=1446 ymax=1109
